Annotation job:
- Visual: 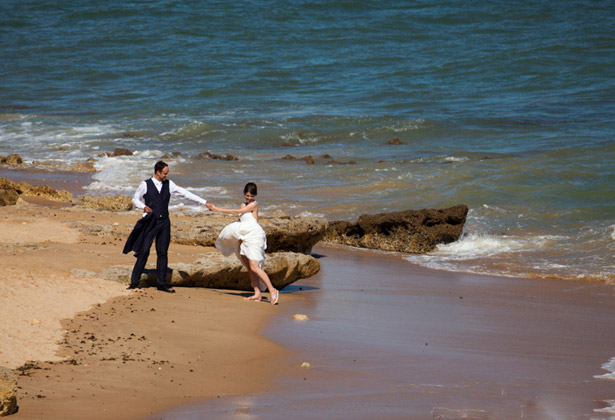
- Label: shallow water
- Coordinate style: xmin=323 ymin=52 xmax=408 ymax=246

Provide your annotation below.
xmin=151 ymin=245 xmax=615 ymax=419
xmin=2 ymin=0 xmax=614 ymax=281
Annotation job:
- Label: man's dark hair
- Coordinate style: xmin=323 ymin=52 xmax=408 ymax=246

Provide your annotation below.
xmin=244 ymin=182 xmax=257 ymax=196
xmin=154 ymin=161 xmax=168 ymax=174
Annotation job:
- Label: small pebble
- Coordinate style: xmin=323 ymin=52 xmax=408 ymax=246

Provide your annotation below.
xmin=301 ymin=362 xmax=311 ymax=369
xmin=292 ymin=314 xmax=309 ymax=321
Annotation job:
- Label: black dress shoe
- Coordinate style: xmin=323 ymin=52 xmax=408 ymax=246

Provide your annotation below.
xmin=157 ymin=286 xmax=175 ymax=293
xmin=126 ymin=284 xmax=140 ymax=290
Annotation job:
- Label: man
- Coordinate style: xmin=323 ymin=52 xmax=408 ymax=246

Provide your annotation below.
xmin=123 ymin=160 xmax=208 ymax=293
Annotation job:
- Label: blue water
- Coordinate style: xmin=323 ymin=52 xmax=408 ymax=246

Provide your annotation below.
xmin=1 ymin=0 xmax=614 ymax=281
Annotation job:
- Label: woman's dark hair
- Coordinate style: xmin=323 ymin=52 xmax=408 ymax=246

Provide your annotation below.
xmin=244 ymin=182 xmax=257 ymax=196
xmin=154 ymin=160 xmax=168 ymax=174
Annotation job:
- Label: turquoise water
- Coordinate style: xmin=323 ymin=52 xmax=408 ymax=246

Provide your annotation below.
xmin=1 ymin=0 xmax=614 ymax=281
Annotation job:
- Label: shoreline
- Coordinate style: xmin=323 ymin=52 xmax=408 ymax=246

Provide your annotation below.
xmin=2 ymin=171 xmax=615 ymax=419
xmin=158 ymin=243 xmax=615 ymax=419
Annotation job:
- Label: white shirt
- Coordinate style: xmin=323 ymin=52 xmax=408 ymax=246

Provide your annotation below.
xmin=132 ymin=177 xmax=207 ymax=210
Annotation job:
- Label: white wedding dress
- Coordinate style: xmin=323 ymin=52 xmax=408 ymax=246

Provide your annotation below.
xmin=215 ymin=211 xmax=267 ymax=269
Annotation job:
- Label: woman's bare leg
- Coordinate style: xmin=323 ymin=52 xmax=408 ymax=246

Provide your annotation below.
xmin=246 ymin=258 xmax=278 ymax=304
xmin=240 ymin=255 xmax=262 ymax=300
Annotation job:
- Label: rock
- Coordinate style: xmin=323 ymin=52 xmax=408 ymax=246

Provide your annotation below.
xmin=0 ymin=177 xmax=73 ymax=202
xmin=292 ymin=314 xmax=309 ymax=321
xmin=110 ymin=148 xmax=133 ymax=157
xmin=387 ymin=137 xmax=403 ymax=145
xmin=1 ymin=154 xmax=23 ymax=166
xmin=301 ymin=362 xmax=311 ymax=369
xmin=323 ymin=205 xmax=468 ymax=254
xmin=160 ymin=152 xmax=182 ymax=159
xmin=327 ymin=159 xmax=356 ymax=165
xmin=260 ymin=216 xmax=328 ymax=254
xmin=281 ymin=154 xmax=298 ymax=160
xmin=302 ymin=156 xmax=315 ymax=164
xmin=0 ymin=366 xmax=18 ymax=416
xmin=72 ymin=251 xmax=320 ymax=291
xmin=69 ymin=162 xmax=96 ymax=172
xmin=197 ymin=151 xmax=238 ymax=161
xmin=0 ymin=189 xmax=19 ymax=206
xmin=79 ymin=195 xmax=133 ymax=211
xmin=172 ymin=216 xmax=328 ymax=254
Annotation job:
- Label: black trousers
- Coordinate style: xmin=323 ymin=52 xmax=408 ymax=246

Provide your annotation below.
xmin=130 ymin=217 xmax=171 ymax=287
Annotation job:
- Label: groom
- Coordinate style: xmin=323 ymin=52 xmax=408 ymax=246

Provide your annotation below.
xmin=123 ymin=160 xmax=208 ymax=293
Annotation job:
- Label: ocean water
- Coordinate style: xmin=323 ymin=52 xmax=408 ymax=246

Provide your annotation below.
xmin=1 ymin=0 xmax=614 ymax=282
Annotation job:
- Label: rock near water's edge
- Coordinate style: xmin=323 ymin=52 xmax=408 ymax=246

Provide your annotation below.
xmin=323 ymin=204 xmax=468 ymax=254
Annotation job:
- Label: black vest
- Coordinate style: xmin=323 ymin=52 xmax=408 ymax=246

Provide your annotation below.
xmin=144 ymin=178 xmax=170 ymax=218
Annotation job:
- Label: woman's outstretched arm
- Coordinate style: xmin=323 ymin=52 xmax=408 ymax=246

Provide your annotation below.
xmin=206 ymin=201 xmax=256 ymax=215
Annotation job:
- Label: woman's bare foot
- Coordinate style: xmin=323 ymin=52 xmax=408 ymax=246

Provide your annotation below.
xmin=244 ymin=295 xmax=262 ymax=302
xmin=270 ymin=290 xmax=279 ymax=305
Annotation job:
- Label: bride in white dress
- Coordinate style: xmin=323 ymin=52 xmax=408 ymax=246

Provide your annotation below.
xmin=207 ymin=183 xmax=279 ymax=305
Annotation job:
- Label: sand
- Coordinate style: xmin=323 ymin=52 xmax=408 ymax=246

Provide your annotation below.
xmin=2 ymin=192 xmax=615 ymax=419
xmin=0 ymin=197 xmax=286 ymax=419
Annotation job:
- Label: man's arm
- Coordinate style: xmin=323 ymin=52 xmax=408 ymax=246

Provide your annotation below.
xmin=132 ymin=181 xmax=148 ymax=210
xmin=169 ymin=180 xmax=208 ymax=206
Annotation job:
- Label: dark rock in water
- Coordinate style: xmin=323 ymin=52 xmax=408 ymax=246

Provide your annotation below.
xmin=1 ymin=154 xmax=23 ymax=166
xmin=302 ymin=155 xmax=315 ymax=164
xmin=387 ymin=137 xmax=403 ymax=145
xmin=0 ymin=189 xmax=19 ymax=206
xmin=197 ymin=151 xmax=239 ymax=161
xmin=0 ymin=366 xmax=18 ymax=416
xmin=110 ymin=148 xmax=133 ymax=157
xmin=327 ymin=158 xmax=356 ymax=165
xmin=323 ymin=204 xmax=468 ymax=253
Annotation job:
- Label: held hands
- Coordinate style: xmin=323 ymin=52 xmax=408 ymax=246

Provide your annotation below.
xmin=206 ymin=202 xmax=216 ymax=212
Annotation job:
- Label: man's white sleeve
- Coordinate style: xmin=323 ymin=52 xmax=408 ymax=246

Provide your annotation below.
xmin=169 ymin=180 xmax=207 ymax=205
xmin=132 ymin=181 xmax=147 ymax=209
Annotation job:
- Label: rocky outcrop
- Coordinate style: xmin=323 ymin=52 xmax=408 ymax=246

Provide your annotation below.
xmin=197 ymin=151 xmax=238 ymax=161
xmin=0 ymin=154 xmax=23 ymax=166
xmin=0 ymin=189 xmax=19 ymax=207
xmin=0 ymin=366 xmax=17 ymax=416
xmin=72 ymin=251 xmax=320 ymax=291
xmin=0 ymin=177 xmax=73 ymax=203
xmin=323 ymin=205 xmax=468 ymax=254
xmin=172 ymin=216 xmax=327 ymax=254
xmin=79 ymin=195 xmax=134 ymax=211
xmin=260 ymin=216 xmax=328 ymax=254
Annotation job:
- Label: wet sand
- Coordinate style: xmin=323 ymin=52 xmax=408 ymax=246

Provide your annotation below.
xmin=158 ymin=245 xmax=615 ymax=419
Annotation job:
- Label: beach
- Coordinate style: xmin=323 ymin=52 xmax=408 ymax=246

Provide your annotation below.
xmin=2 ymin=190 xmax=614 ymax=419
xmin=0 ymin=194 xmax=287 ymax=419
xmin=2 ymin=1 xmax=614 ymax=417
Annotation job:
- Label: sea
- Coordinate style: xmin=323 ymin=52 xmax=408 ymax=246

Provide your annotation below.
xmin=1 ymin=0 xmax=614 ymax=283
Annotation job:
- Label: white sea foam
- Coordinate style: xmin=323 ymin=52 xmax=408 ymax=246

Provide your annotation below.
xmin=280 ymin=132 xmax=319 ymax=145
xmin=386 ymin=118 xmax=426 ymax=132
xmin=610 ymin=225 xmax=615 ymax=241
xmin=593 ymin=399 xmax=615 ymax=415
xmin=432 ymin=233 xmax=533 ymax=258
xmin=442 ymin=156 xmax=469 ymax=163
xmin=594 ymin=357 xmax=615 ymax=381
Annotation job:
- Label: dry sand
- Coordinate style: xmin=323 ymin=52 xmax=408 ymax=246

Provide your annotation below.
xmin=0 ymin=197 xmax=287 ymax=419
